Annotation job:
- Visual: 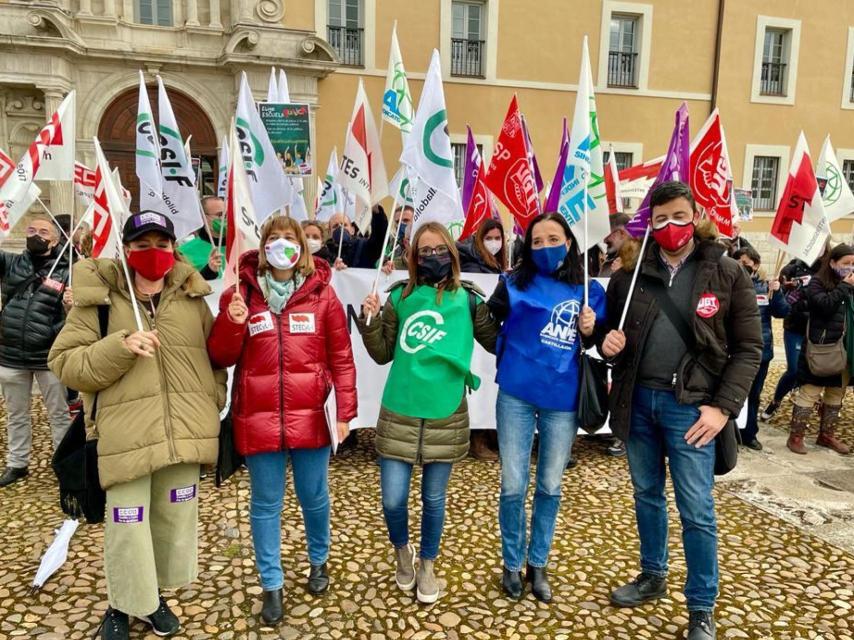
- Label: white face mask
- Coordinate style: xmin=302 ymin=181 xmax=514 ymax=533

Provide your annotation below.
xmin=306 ymin=238 xmax=323 ymax=254
xmin=484 ymin=239 xmax=503 ymax=256
xmin=265 ymin=238 xmax=301 ymax=270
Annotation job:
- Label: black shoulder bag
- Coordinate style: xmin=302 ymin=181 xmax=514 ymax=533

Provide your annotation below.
xmin=640 ymin=275 xmax=740 ymax=476
xmin=52 ymin=305 xmax=109 ymax=523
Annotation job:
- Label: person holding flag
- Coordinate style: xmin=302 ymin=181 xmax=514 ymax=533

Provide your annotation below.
xmin=597 ymin=181 xmax=762 ymax=640
xmin=357 ymin=222 xmax=498 ymax=604
xmin=48 ymin=210 xmax=226 ymax=640
xmin=485 ymin=212 xmax=603 ymax=603
xmin=0 ymin=215 xmax=71 ymax=488
xmin=206 ymin=215 xmax=357 ymax=625
xmin=178 ymin=195 xmax=226 ymax=280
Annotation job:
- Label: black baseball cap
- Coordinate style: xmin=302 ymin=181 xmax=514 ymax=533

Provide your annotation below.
xmin=122 ymin=210 xmax=176 ymax=243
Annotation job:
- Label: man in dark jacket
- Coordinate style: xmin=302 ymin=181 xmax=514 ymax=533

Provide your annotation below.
xmin=326 ymin=205 xmax=389 ymax=269
xmin=598 ymin=182 xmax=762 ymax=640
xmin=0 ymin=215 xmax=71 ymax=487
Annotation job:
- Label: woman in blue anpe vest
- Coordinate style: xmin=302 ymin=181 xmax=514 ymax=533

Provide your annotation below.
xmin=487 ymin=212 xmax=606 ymax=604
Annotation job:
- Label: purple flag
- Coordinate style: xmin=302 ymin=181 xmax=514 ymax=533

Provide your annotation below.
xmin=461 ymin=126 xmax=480 ymax=213
xmin=625 ymin=102 xmax=691 ymax=237
xmin=544 ymin=118 xmax=569 ymax=213
xmin=520 ymin=114 xmax=544 ymax=194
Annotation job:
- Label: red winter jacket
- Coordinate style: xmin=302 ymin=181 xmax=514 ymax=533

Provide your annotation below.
xmin=207 ymin=252 xmax=357 ymax=455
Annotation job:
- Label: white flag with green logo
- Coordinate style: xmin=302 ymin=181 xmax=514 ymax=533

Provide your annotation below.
xmin=400 ymin=49 xmax=462 ymax=236
xmin=235 ymin=71 xmax=292 ymax=223
xmin=382 ymin=22 xmax=414 ymax=136
xmin=135 ymin=71 xmax=161 ymax=200
xmin=316 ymin=147 xmax=342 ymax=222
xmin=816 ymin=135 xmax=854 ymax=223
xmin=389 ymin=166 xmax=414 ymax=207
xmin=140 ymin=76 xmax=202 ymax=240
xmin=560 ymin=36 xmax=610 ymax=252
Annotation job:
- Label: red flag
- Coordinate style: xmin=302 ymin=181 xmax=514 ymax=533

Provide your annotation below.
xmin=483 ymin=96 xmax=539 ymax=232
xmin=689 ymin=109 xmax=736 ymax=238
xmin=91 ymin=164 xmax=114 ymax=258
xmin=605 ymin=150 xmax=623 ymax=214
xmin=459 ymin=166 xmax=497 ymax=241
xmin=0 ymin=148 xmax=14 ymax=187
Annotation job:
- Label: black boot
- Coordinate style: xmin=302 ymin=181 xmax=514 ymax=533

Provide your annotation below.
xmin=260 ymin=588 xmax=283 ymax=625
xmin=0 ymin=467 xmax=28 ymax=488
xmin=501 ymin=568 xmax=524 ymax=600
xmin=687 ymin=610 xmax=716 ymax=639
xmin=610 ymin=572 xmax=667 ymax=607
xmin=307 ymin=563 xmax=329 ymax=595
xmin=525 ymin=564 xmax=552 ymax=603
xmin=98 ymin=607 xmax=129 ymax=640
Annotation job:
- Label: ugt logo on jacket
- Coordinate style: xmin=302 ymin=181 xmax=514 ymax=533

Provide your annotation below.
xmin=540 ymin=299 xmax=581 ymax=350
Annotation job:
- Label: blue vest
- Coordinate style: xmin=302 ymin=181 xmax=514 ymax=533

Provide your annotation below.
xmin=496 ymin=274 xmax=607 ymax=412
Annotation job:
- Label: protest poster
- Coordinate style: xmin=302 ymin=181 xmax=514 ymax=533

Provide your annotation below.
xmin=258 ymin=102 xmax=313 ymax=177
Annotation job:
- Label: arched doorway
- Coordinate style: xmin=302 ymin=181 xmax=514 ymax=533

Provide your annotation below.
xmin=98 ymin=85 xmax=218 ymax=208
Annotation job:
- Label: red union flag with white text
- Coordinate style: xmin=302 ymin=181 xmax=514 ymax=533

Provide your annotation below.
xmin=769 ymin=132 xmax=830 ymax=265
xmin=74 ymin=161 xmax=97 ymax=207
xmin=483 ymin=95 xmax=539 ymax=232
xmin=690 ymin=109 xmax=737 ymax=238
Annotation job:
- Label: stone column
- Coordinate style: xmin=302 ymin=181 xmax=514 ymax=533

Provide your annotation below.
xmin=78 ymin=0 xmax=92 ymax=16
xmin=186 ymin=0 xmax=200 ymax=26
xmin=43 ymin=90 xmax=73 ymax=218
xmin=122 ymin=0 xmax=134 ymax=21
xmin=103 ymin=0 xmax=117 ymax=18
xmin=231 ymin=0 xmax=252 ymax=24
xmin=209 ymin=0 xmax=222 ymax=28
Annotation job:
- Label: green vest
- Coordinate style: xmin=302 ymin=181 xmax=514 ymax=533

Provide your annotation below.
xmin=382 ymin=284 xmax=479 ymax=420
xmin=179 ymin=236 xmax=226 ymax=275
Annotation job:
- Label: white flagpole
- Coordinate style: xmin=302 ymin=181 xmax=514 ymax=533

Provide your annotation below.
xmin=45 ymin=215 xmax=88 ymax=281
xmin=618 ymin=226 xmax=651 ymax=331
xmin=69 ymin=180 xmax=75 ymax=286
xmin=387 ymin=200 xmax=407 ymax=265
xmin=583 ymin=183 xmax=589 ymax=307
xmin=36 ymin=197 xmax=72 ymax=243
xmin=335 ymin=222 xmax=346 ymax=263
xmin=367 ymin=190 xmax=401 ymax=326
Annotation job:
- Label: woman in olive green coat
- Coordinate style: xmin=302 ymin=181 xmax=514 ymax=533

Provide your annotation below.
xmin=49 ymin=212 xmax=226 ymax=640
xmin=358 ymin=222 xmax=498 ymax=604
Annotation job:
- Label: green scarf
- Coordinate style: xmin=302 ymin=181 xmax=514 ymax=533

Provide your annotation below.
xmin=261 ymin=271 xmax=304 ymax=314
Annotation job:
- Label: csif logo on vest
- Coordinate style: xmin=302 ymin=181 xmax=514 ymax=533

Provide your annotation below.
xmin=399 ymin=310 xmax=447 ymax=354
xmin=539 ymin=299 xmax=581 ymax=350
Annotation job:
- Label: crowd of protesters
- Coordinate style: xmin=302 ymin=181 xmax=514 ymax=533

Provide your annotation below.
xmin=0 ymin=180 xmax=851 ymax=640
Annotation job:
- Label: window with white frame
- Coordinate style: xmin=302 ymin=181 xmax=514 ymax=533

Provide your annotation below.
xmin=843 ymin=160 xmax=854 ymax=193
xmin=608 ymin=15 xmax=640 ymax=88
xmin=328 ymin=0 xmax=363 ymax=66
xmin=452 ymin=142 xmax=483 ymax=186
xmin=761 ymin=28 xmax=789 ymax=96
xmin=136 ymin=0 xmax=172 ymax=26
xmin=451 ymin=1 xmax=486 ymax=77
xmin=751 ymin=156 xmax=780 ymax=211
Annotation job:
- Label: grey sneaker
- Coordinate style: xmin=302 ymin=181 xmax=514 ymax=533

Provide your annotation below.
xmin=394 ymin=543 xmax=416 ymax=591
xmin=416 ymin=558 xmax=440 ymax=604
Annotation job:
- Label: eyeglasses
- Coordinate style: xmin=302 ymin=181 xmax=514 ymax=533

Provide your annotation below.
xmin=417 ymin=245 xmax=450 ymax=258
xmin=26 ymin=227 xmax=53 ymax=239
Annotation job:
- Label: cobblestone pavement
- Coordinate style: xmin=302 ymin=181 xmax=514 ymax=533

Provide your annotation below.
xmin=1 ymin=365 xmax=854 ymax=640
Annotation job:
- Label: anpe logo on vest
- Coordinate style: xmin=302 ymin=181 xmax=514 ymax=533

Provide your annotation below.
xmin=399 ymin=310 xmax=447 ymax=354
xmin=540 ymin=299 xmax=581 ymax=350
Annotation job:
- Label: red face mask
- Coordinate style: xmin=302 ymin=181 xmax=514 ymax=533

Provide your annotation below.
xmin=652 ymin=220 xmax=694 ymax=253
xmin=127 ymin=248 xmax=176 ymax=281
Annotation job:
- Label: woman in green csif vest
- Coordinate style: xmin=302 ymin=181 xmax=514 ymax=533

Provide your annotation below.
xmin=358 ymin=222 xmax=498 ymax=604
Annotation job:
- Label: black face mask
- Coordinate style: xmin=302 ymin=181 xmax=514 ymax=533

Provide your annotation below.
xmin=417 ymin=253 xmax=453 ymax=284
xmin=26 ymin=235 xmax=51 ymax=255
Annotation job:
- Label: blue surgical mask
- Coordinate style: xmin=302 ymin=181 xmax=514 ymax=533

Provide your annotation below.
xmin=532 ymin=244 xmax=568 ymax=275
xmin=397 ymin=222 xmax=408 ymax=242
xmin=834 ymin=266 xmax=854 ymax=279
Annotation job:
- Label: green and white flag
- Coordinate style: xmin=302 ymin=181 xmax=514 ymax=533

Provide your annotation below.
xmin=140 ymin=76 xmax=202 ymax=240
xmin=382 ymin=22 xmax=414 ymax=137
xmin=316 ymin=147 xmax=341 ymax=222
xmin=816 ymin=135 xmax=854 ymax=223
xmin=400 ymin=49 xmax=462 ymax=236
xmin=560 ymin=36 xmax=610 ymax=252
xmin=389 ymin=166 xmax=414 ymax=207
xmin=135 ymin=71 xmax=161 ymax=201
xmin=235 ymin=71 xmax=292 ymax=222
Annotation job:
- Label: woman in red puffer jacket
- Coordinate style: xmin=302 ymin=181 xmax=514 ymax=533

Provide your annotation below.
xmin=207 ymin=215 xmax=357 ymax=626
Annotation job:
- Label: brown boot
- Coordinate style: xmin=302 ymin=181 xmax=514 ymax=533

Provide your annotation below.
xmin=470 ymin=431 xmax=498 ymax=461
xmin=787 ymin=405 xmax=811 ymax=455
xmin=816 ymin=405 xmax=851 ymax=455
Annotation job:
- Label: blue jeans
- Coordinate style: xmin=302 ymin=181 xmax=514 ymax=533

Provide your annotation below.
xmin=496 ymin=390 xmax=577 ymax=572
xmin=773 ymin=330 xmax=804 ymax=403
xmin=379 ymin=457 xmax=453 ymax=560
xmin=745 ymin=360 xmax=771 ymax=443
xmin=245 ymin=447 xmax=331 ymax=590
xmin=628 ymin=386 xmax=718 ymax=612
